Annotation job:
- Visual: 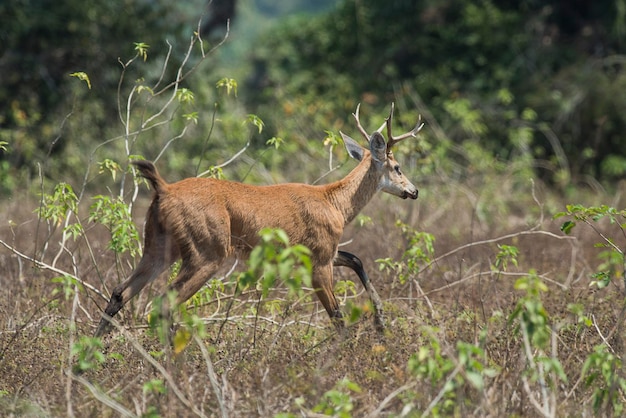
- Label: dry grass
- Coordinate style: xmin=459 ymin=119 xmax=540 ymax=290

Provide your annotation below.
xmin=1 ymin=178 xmax=625 ymax=417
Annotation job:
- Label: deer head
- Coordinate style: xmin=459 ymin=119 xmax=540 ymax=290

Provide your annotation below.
xmin=339 ymin=103 xmax=423 ymax=200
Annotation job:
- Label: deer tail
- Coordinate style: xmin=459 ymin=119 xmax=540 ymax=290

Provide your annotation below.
xmin=132 ymin=160 xmax=168 ymax=195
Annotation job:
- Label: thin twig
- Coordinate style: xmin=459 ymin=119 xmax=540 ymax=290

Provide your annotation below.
xmin=65 ymin=286 xmax=80 ymax=418
xmin=154 ymin=125 xmax=190 ymax=162
xmin=581 ymin=219 xmax=624 ymax=255
xmin=72 ymin=373 xmax=137 ymax=417
xmin=421 ymin=363 xmax=463 ymax=418
xmin=412 ymin=278 xmax=434 ymax=314
xmin=194 ymin=335 xmax=228 ymax=418
xmin=195 ymin=104 xmax=219 ymax=175
xmin=366 ymin=381 xmax=416 ymax=418
xmin=592 ymin=313 xmax=614 ymax=353
xmin=520 ymin=322 xmax=553 ymax=418
xmin=197 ymin=141 xmax=251 ymax=178
xmin=419 ymin=230 xmax=577 ymax=276
xmin=0 ymin=239 xmax=108 ymax=301
xmin=522 ymin=376 xmax=552 ymax=418
xmin=426 ymin=270 xmax=567 ymax=296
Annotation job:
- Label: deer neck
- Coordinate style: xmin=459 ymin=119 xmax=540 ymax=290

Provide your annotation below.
xmin=325 ymin=154 xmax=381 ymax=225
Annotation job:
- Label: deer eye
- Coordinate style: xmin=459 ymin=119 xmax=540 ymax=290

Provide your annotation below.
xmin=394 ymin=165 xmax=402 ymax=175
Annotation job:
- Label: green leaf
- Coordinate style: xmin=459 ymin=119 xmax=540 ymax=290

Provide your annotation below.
xmin=465 ymin=370 xmax=484 ymax=390
xmin=216 ymin=77 xmax=238 ymax=96
xmin=98 ymin=159 xmax=121 ymax=181
xmin=136 ymin=84 xmax=154 ymax=95
xmin=560 ymin=220 xmax=576 ymax=234
xmin=172 ymin=328 xmax=191 ymax=354
xmin=134 ymin=42 xmax=150 ymax=61
xmin=590 ymin=271 xmax=611 ymax=289
xmin=143 ymin=379 xmax=166 ymax=395
xmin=63 ymin=223 xmax=84 ymax=241
xmin=266 ymin=136 xmax=284 ymax=149
xmin=245 ymin=114 xmax=265 ymax=134
xmin=176 ymin=88 xmax=195 ymax=104
xmin=183 ymin=112 xmax=199 ymax=123
xmin=35 ymin=182 xmax=79 ymax=227
xmin=71 ymin=336 xmax=105 ymax=373
xmin=69 ymin=72 xmax=91 ymax=89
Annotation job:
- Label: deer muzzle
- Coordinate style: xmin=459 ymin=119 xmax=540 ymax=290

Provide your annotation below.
xmin=402 ymin=189 xmax=418 ymax=200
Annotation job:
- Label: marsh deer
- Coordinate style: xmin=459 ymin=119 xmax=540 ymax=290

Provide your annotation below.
xmin=95 ymin=103 xmax=423 ymax=336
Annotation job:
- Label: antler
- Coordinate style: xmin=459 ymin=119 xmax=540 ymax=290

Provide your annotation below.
xmin=351 ymin=103 xmax=394 ymax=142
xmin=351 ymin=103 xmax=370 ymax=142
xmin=352 ymin=102 xmax=423 ymax=148
xmin=385 ymin=102 xmax=424 ymax=152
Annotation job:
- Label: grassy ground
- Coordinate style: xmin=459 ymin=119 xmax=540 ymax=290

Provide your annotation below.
xmin=1 ymin=177 xmax=625 ymax=417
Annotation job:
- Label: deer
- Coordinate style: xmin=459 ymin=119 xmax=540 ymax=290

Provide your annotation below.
xmin=94 ymin=103 xmax=423 ymax=337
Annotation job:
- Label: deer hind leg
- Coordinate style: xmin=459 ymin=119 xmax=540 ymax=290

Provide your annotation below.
xmin=95 ymin=204 xmax=179 ymax=337
xmin=94 ymin=246 xmax=177 ymax=336
xmin=148 ymin=261 xmax=221 ymax=332
xmin=312 ymin=263 xmax=343 ymax=330
xmin=155 ymin=224 xmax=230 ymax=326
xmin=334 ymin=251 xmax=385 ymax=332
xmin=169 ymin=260 xmax=224 ymax=307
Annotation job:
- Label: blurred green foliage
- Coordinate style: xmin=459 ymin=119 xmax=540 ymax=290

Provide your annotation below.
xmin=0 ymin=0 xmax=205 ymax=192
xmin=246 ymin=0 xmax=626 ymax=189
xmin=1 ymin=0 xmax=626 ymax=195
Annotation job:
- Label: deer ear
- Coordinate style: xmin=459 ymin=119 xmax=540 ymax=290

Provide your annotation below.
xmin=340 ymin=132 xmax=365 ymax=161
xmin=369 ymin=131 xmax=387 ymax=163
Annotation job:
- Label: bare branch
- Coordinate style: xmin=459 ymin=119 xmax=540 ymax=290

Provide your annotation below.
xmin=365 ymin=381 xmax=416 ymax=418
xmin=72 ymin=373 xmax=137 ymax=417
xmin=0 ymin=239 xmax=108 ymax=301
xmin=197 ymin=141 xmax=250 ymax=177
xmin=194 ymin=335 xmax=229 ymax=418
xmin=418 ymin=229 xmax=577 ymax=276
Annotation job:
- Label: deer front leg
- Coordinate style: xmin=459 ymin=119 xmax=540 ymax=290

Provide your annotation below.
xmin=335 ymin=251 xmax=385 ymax=332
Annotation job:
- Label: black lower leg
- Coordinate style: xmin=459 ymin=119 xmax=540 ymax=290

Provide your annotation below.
xmin=94 ymin=289 xmax=125 ymax=337
xmin=335 ymin=251 xmax=385 ymax=332
xmin=331 ymin=308 xmax=344 ymax=331
xmin=335 ymin=251 xmax=368 ymax=287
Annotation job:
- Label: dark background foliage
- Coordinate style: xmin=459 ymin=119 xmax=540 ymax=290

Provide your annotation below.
xmin=246 ymin=0 xmax=626 ymax=186
xmin=2 ymin=0 xmax=626 ymax=193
